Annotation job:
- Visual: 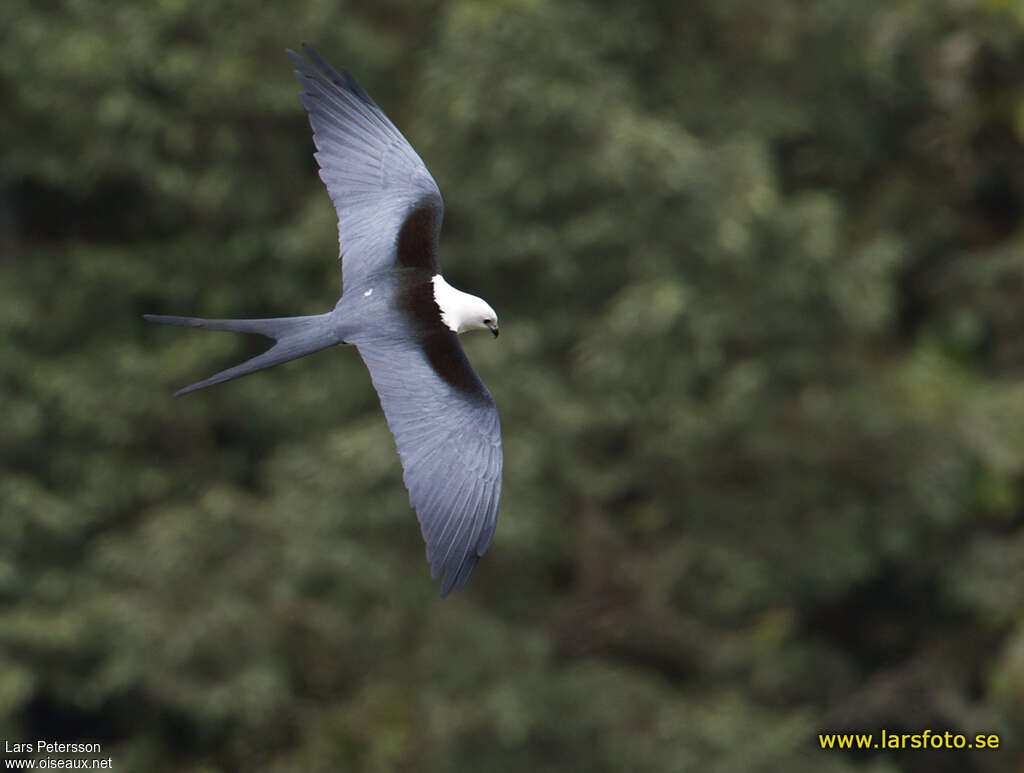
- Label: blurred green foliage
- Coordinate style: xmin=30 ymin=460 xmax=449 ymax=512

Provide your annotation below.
xmin=3 ymin=0 xmax=1024 ymax=771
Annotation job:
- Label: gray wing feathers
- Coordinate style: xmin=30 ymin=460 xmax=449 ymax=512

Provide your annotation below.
xmin=355 ymin=337 xmax=502 ymax=596
xmin=288 ymin=45 xmax=443 ymax=286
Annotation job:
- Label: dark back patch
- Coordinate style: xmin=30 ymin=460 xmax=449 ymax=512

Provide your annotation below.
xmin=398 ymin=273 xmax=490 ymax=400
xmin=399 ymin=270 xmax=444 ymax=332
xmin=421 ymin=329 xmax=489 ymax=397
xmin=396 ymin=203 xmax=441 ymax=272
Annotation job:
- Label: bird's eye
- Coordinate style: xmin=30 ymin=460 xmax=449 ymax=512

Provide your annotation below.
xmin=484 ymin=319 xmax=493 ymax=325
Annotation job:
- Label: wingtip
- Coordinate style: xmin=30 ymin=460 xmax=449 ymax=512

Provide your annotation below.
xmin=434 ymin=552 xmax=479 ymax=598
xmin=438 ymin=577 xmax=459 ymax=599
xmin=298 ymin=42 xmax=322 ymax=69
xmin=430 ymin=560 xmax=457 ymax=599
xmin=288 ymin=44 xmax=316 ymax=73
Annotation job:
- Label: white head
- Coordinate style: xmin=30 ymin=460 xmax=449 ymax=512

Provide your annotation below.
xmin=432 ymin=275 xmax=499 ymax=337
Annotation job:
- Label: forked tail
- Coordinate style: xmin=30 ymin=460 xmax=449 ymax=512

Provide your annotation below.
xmin=143 ymin=312 xmax=341 ymax=395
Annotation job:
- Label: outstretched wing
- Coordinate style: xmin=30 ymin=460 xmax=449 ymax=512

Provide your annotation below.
xmin=354 ymin=330 xmax=502 ymax=596
xmin=288 ymin=44 xmax=444 ymax=288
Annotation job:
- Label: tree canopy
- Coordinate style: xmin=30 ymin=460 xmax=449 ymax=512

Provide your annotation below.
xmin=2 ymin=0 xmax=1024 ymax=770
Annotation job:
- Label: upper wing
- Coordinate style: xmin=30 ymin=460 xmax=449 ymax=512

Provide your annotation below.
xmin=354 ymin=330 xmax=502 ymax=596
xmin=288 ymin=44 xmax=444 ymax=288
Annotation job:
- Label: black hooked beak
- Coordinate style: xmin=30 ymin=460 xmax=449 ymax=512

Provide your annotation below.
xmin=485 ymin=320 xmax=499 ymax=337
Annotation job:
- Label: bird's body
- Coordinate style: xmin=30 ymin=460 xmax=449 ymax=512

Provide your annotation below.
xmin=145 ymin=45 xmax=502 ymax=596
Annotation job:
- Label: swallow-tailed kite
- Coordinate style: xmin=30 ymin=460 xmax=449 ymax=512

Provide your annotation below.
xmin=145 ymin=45 xmax=502 ymax=596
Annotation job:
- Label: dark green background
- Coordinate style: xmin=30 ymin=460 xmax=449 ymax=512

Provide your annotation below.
xmin=3 ymin=0 xmax=1024 ymax=770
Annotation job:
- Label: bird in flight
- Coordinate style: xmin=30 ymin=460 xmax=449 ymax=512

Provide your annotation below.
xmin=145 ymin=44 xmax=502 ymax=597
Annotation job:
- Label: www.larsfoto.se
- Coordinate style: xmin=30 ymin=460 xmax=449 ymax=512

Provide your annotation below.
xmin=819 ymin=730 xmax=1000 ymax=750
